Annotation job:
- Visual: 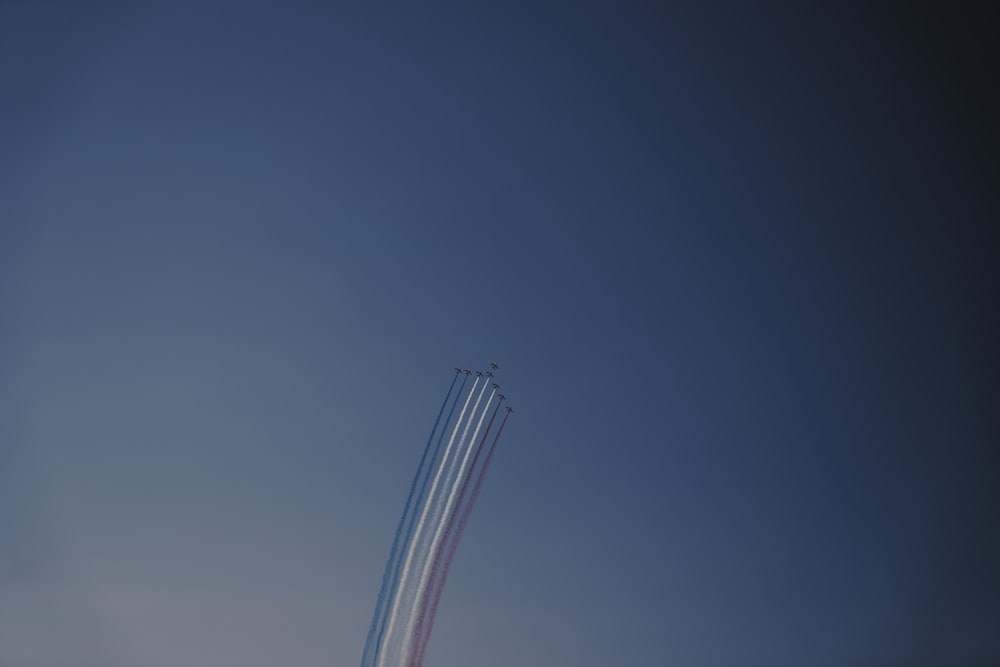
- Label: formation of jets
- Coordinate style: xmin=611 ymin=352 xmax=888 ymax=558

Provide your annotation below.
xmin=454 ymin=363 xmax=498 ymax=377
xmin=452 ymin=363 xmax=512 ymax=413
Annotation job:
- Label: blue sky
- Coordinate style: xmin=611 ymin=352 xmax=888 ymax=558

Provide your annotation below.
xmin=1 ymin=3 xmax=997 ymax=666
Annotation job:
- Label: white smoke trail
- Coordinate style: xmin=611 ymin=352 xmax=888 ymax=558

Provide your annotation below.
xmin=377 ymin=376 xmax=482 ymax=667
xmin=400 ymin=385 xmax=496 ymax=667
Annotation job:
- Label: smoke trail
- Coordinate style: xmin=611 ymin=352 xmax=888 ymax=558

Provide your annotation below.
xmin=410 ymin=399 xmax=503 ymax=664
xmin=411 ymin=410 xmax=511 ymax=667
xmin=377 ymin=376 xmax=482 ymax=667
xmin=362 ymin=373 xmax=466 ymax=667
xmin=392 ymin=379 xmax=489 ymax=662
xmin=371 ymin=371 xmax=479 ymax=667
xmin=384 ymin=382 xmax=477 ymax=664
xmin=400 ymin=385 xmax=496 ymax=667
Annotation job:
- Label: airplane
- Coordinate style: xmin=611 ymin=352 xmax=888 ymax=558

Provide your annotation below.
xmin=454 ymin=367 xmax=462 ymax=374
xmin=498 ymin=394 xmax=505 ymax=400
xmin=505 ymin=406 xmax=513 ymax=413
xmin=464 ymin=369 xmax=472 ymax=375
xmin=485 ymin=371 xmax=494 ymax=378
xmin=475 ymin=370 xmax=483 ymax=377
xmin=492 ymin=383 xmax=500 ymax=390
xmin=490 ymin=362 xmax=499 ymax=370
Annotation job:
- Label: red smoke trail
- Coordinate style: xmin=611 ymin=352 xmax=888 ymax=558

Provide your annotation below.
xmin=411 ymin=410 xmax=511 ymax=667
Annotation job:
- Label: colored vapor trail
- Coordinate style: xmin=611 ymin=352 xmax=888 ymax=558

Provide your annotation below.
xmin=361 ymin=367 xmax=513 ymax=667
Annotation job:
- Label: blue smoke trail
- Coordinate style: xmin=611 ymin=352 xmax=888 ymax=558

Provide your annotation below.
xmin=360 ymin=373 xmax=464 ymax=667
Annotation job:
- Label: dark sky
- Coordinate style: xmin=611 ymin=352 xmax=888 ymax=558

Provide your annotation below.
xmin=1 ymin=3 xmax=997 ymax=666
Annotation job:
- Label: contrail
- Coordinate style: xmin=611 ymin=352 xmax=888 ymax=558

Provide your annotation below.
xmin=376 ymin=375 xmax=482 ymax=667
xmin=411 ymin=409 xmax=511 ymax=667
xmin=362 ymin=369 xmax=511 ymax=667
xmin=400 ymin=384 xmax=496 ymax=667
xmin=385 ymin=380 xmax=483 ymax=665
xmin=363 ymin=373 xmax=466 ymax=667
xmin=375 ymin=382 xmax=477 ymax=667
xmin=410 ymin=399 xmax=503 ymax=664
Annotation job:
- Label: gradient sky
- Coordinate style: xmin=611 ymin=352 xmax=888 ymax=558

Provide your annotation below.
xmin=1 ymin=3 xmax=998 ymax=667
